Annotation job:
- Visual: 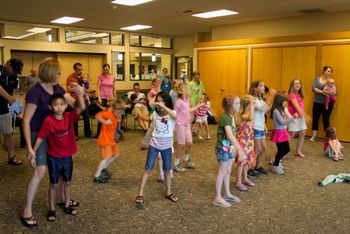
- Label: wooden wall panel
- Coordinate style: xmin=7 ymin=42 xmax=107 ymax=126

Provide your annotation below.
xmin=321 ymin=44 xmax=350 ymax=141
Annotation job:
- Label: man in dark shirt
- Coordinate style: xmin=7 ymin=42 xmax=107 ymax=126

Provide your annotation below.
xmin=0 ymin=58 xmax=24 ymax=165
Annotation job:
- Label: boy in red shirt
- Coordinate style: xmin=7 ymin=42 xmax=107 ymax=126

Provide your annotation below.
xmin=32 ymin=92 xmax=85 ymax=221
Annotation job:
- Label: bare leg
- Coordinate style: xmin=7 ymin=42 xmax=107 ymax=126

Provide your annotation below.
xmin=138 ymin=170 xmax=151 ymax=196
xmin=204 ymin=121 xmax=210 ymax=138
xmin=223 ymin=159 xmax=233 ymax=197
xmin=49 ymin=184 xmax=57 ymax=211
xmin=255 ymin=139 xmax=266 ymax=168
xmin=214 ymin=162 xmax=230 ymax=206
xmin=95 ymin=158 xmax=109 ymax=177
xmin=296 ymin=130 xmax=305 ymax=157
xmin=3 ymin=134 xmax=15 ymax=157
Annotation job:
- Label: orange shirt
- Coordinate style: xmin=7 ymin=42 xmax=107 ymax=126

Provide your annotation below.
xmin=66 ymin=72 xmax=78 ymax=99
xmin=97 ymin=110 xmax=119 ymax=146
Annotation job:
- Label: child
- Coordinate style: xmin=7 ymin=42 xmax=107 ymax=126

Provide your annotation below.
xmin=270 ymin=92 xmax=298 ymax=175
xmin=287 ymin=78 xmax=307 ymax=158
xmin=94 ymin=99 xmax=122 ymax=183
xmin=79 ymin=74 xmax=90 ymax=104
xmin=114 ymin=101 xmax=125 ymax=142
xmin=174 ymin=83 xmax=202 ymax=172
xmin=248 ymin=80 xmax=272 ymax=178
xmin=324 ymin=127 xmax=344 ymax=161
xmin=169 ymin=79 xmax=180 ymax=104
xmin=193 ymin=94 xmax=213 ymax=140
xmin=213 ymin=94 xmax=244 ymax=208
xmin=235 ymin=95 xmax=256 ymax=192
xmin=135 ymin=91 xmax=178 ymax=205
xmin=323 ymin=78 xmax=337 ymax=110
xmin=32 ymin=92 xmax=85 ymax=221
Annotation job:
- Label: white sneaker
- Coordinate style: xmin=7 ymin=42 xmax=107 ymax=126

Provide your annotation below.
xmin=272 ymin=166 xmax=284 ymax=175
xmin=309 ymin=136 xmax=317 ymax=142
xmin=207 ymin=135 xmax=211 ymax=140
xmin=278 ymin=162 xmax=284 ymax=170
xmin=174 ymin=164 xmax=186 ymax=172
xmin=184 ymin=159 xmax=195 ymax=169
xmin=198 ymin=135 xmax=204 ymax=140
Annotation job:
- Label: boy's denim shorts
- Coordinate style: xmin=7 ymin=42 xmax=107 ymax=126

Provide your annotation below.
xmin=215 ymin=148 xmax=235 ymax=162
xmin=145 ymin=145 xmax=172 ymax=172
xmin=47 ymin=154 xmax=73 ymax=184
xmin=254 ymin=129 xmax=266 ymax=140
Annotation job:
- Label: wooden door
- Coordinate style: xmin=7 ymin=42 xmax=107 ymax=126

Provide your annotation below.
xmin=321 ymin=44 xmax=350 ymax=141
xmin=281 ymin=46 xmax=317 ymax=136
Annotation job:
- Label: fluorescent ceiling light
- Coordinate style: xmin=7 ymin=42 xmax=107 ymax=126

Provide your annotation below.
xmin=27 ymin=27 xmax=52 ymax=33
xmin=3 ymin=32 xmax=36 ymax=40
xmin=51 ymin=16 xmax=84 ymax=24
xmin=192 ymin=9 xmax=238 ymax=18
xmin=121 ymin=25 xmax=152 ymax=31
xmin=111 ymin=0 xmax=153 ymax=6
xmin=67 ymin=33 xmax=97 ymax=41
xmin=92 ymin=33 xmax=109 ymax=38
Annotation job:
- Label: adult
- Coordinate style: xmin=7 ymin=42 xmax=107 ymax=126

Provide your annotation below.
xmin=310 ymin=66 xmax=334 ymax=141
xmin=160 ymin=67 xmax=172 ymax=93
xmin=0 ymin=58 xmax=24 ymax=165
xmin=189 ymin=71 xmax=205 ymax=107
xmin=66 ymin=62 xmax=92 ymax=139
xmin=95 ymin=63 xmax=116 ymax=137
xmin=20 ymin=68 xmax=39 ymax=94
xmin=21 ymin=58 xmax=82 ymax=227
xmin=127 ymin=82 xmax=149 ymax=131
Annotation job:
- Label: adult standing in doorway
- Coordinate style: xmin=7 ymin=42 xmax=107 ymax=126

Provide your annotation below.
xmin=66 ymin=62 xmax=92 ymax=139
xmin=160 ymin=67 xmax=172 ymax=93
xmin=310 ymin=66 xmax=335 ymax=141
xmin=189 ymin=71 xmax=205 ymax=107
xmin=21 ymin=58 xmax=82 ymax=228
xmin=95 ymin=63 xmax=116 ymax=137
xmin=0 ymin=58 xmax=24 ymax=166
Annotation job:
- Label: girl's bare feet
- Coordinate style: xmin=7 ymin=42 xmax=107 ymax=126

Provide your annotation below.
xmin=295 ymin=152 xmax=305 ymax=158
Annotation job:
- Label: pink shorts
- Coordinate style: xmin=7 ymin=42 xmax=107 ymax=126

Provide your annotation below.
xmin=175 ymin=125 xmax=192 ymax=145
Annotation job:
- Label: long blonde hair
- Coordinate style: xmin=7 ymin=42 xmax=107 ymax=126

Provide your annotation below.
xmin=235 ymin=95 xmax=251 ymax=125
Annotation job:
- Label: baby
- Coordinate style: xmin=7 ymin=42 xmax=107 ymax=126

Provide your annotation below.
xmin=323 ymin=78 xmax=336 ymax=110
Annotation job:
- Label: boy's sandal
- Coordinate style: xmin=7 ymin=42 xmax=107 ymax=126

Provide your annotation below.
xmin=47 ymin=210 xmax=56 ymax=222
xmin=64 ymin=205 xmax=78 ymax=216
xmin=135 ymin=195 xmax=144 ymax=204
xmin=20 ymin=216 xmax=38 ymax=228
xmin=8 ymin=155 xmax=22 ymax=165
xmin=165 ymin=193 xmax=178 ymax=202
xmin=57 ymin=199 xmax=80 ymax=208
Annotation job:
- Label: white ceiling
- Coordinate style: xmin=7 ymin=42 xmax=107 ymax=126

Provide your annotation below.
xmin=1 ymin=0 xmax=350 ymax=36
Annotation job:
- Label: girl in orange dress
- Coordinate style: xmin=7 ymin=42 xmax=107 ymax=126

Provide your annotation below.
xmin=94 ymin=99 xmax=122 ymax=183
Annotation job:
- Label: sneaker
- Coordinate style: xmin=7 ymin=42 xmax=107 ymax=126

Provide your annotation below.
xmin=272 ymin=166 xmax=284 ymax=175
xmin=198 ymin=135 xmax=204 ymax=140
xmin=184 ymin=159 xmax=195 ymax=169
xmin=94 ymin=176 xmax=108 ymax=183
xmin=278 ymin=162 xmax=284 ymax=170
xmin=174 ymin=164 xmax=186 ymax=172
xmin=101 ymin=169 xmax=112 ymax=179
xmin=254 ymin=167 xmax=268 ymax=175
xmin=309 ymin=136 xmax=317 ymax=142
xmin=247 ymin=169 xmax=259 ymax=179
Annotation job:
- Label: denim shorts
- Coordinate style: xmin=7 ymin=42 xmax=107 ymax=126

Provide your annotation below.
xmin=324 ymin=146 xmax=335 ymax=158
xmin=47 ymin=154 xmax=73 ymax=184
xmin=254 ymin=129 xmax=266 ymax=140
xmin=31 ymin=132 xmax=48 ymax=166
xmin=215 ymin=148 xmax=235 ymax=162
xmin=145 ymin=145 xmax=172 ymax=172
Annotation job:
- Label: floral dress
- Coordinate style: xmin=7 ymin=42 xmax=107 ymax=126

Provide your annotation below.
xmin=236 ymin=121 xmax=255 ymax=167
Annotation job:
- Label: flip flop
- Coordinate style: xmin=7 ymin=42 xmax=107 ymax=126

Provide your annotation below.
xmin=243 ymin=181 xmax=256 ymax=187
xmin=212 ymin=200 xmax=231 ymax=208
xmin=235 ymin=184 xmax=248 ymax=192
xmin=224 ymin=195 xmax=241 ymax=203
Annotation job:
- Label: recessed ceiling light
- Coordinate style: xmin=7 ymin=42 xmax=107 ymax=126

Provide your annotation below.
xmin=111 ymin=0 xmax=153 ymax=6
xmin=27 ymin=27 xmax=52 ymax=33
xmin=192 ymin=9 xmax=238 ymax=18
xmin=121 ymin=25 xmax=152 ymax=31
xmin=51 ymin=16 xmax=84 ymax=24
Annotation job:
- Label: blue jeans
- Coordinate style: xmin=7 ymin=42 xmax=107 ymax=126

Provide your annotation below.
xmin=145 ymin=145 xmax=172 ymax=172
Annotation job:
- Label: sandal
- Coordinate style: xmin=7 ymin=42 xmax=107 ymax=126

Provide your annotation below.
xmin=57 ymin=199 xmax=80 ymax=208
xmin=243 ymin=181 xmax=256 ymax=187
xmin=64 ymin=205 xmax=78 ymax=216
xmin=47 ymin=210 xmax=56 ymax=222
xmin=165 ymin=193 xmax=178 ymax=202
xmin=235 ymin=184 xmax=248 ymax=192
xmin=20 ymin=216 xmax=37 ymax=228
xmin=8 ymin=155 xmax=22 ymax=166
xmin=135 ymin=195 xmax=144 ymax=204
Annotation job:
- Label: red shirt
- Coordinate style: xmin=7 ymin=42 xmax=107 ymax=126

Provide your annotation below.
xmin=38 ymin=111 xmax=80 ymax=158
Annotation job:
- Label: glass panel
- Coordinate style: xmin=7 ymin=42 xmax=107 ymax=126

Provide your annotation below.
xmin=112 ymin=51 xmax=125 ymax=80
xmin=129 ymin=52 xmax=172 ymax=80
xmin=0 ymin=23 xmax=58 ymax=42
xmin=141 ymin=35 xmax=172 ymax=48
xmin=66 ymin=29 xmax=110 ymax=44
xmin=111 ymin=33 xmax=124 ymax=46
xmin=129 ymin=34 xmax=140 ymax=47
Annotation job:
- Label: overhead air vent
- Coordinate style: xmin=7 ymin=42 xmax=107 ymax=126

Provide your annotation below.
xmin=300 ymin=8 xmax=326 ymax=14
xmin=182 ymin=10 xmax=193 ymax=14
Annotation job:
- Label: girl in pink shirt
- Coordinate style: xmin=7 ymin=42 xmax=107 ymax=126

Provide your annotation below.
xmin=174 ymin=83 xmax=201 ymax=172
xmin=287 ymin=78 xmax=307 ymax=158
